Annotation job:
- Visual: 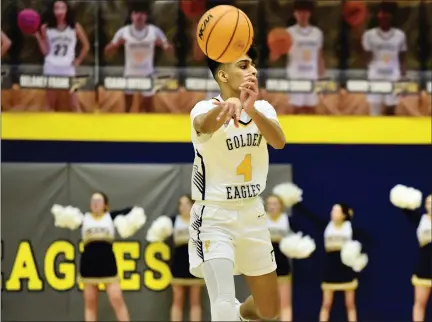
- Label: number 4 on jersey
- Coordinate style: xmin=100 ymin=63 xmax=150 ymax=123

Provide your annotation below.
xmin=237 ymin=154 xmax=252 ymax=182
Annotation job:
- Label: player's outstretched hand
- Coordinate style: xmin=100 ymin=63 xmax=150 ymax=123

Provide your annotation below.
xmin=240 ymin=74 xmax=259 ymax=113
xmin=213 ymin=99 xmax=242 ymax=127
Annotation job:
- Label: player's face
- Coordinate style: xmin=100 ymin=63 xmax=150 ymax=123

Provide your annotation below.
xmin=90 ymin=193 xmax=106 ymax=214
xmin=54 ymin=1 xmax=67 ymax=20
xmin=223 ymin=55 xmax=257 ymax=93
xmin=178 ymin=196 xmax=192 ymax=216
xmin=331 ymin=204 xmax=345 ymax=222
xmin=294 ymin=9 xmax=311 ymax=25
xmin=425 ymin=195 xmax=432 ymax=214
xmin=378 ymin=11 xmax=392 ymax=28
xmin=266 ymin=196 xmax=283 ymax=216
xmin=132 ymin=11 xmax=148 ymax=28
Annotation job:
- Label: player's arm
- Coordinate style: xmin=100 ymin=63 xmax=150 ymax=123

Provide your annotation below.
xmin=74 ymin=23 xmax=90 ymax=66
xmin=104 ymin=28 xmax=125 ymax=55
xmin=34 ymin=24 xmax=49 ymax=56
xmin=1 ymin=31 xmax=11 ymax=57
xmin=361 ymin=30 xmax=372 ymax=66
xmin=154 ymin=26 xmax=173 ymax=53
xmin=318 ymin=30 xmax=325 ymax=77
xmin=192 ymin=98 xmax=242 ymax=134
xmin=399 ymin=32 xmax=408 ymax=77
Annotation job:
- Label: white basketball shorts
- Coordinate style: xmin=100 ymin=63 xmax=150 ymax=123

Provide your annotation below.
xmin=289 ymin=93 xmax=318 ymax=107
xmin=43 ymin=62 xmax=76 ymax=77
xmin=189 ymin=198 xmax=277 ymax=278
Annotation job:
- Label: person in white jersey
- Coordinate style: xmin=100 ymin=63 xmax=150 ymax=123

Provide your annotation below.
xmin=390 ymin=185 xmax=432 ymax=322
xmin=35 ymin=0 xmax=90 ymax=112
xmin=1 ymin=30 xmax=11 ymax=57
xmin=188 ymin=45 xmax=286 ymax=321
xmin=362 ymin=1 xmax=407 ymax=116
xmin=104 ymin=3 xmax=173 ymax=113
xmin=51 ymin=192 xmax=146 ymax=322
xmin=271 ymin=1 xmax=325 ymax=114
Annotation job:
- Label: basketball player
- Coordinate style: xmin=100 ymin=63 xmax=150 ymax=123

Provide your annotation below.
xmin=35 ymin=0 xmax=90 ymax=112
xmin=1 ymin=30 xmax=11 ymax=57
xmin=278 ymin=1 xmax=325 ymax=114
xmin=104 ymin=2 xmax=173 ymax=113
xmin=362 ymin=1 xmax=407 ymax=116
xmin=188 ymin=45 xmax=286 ymax=321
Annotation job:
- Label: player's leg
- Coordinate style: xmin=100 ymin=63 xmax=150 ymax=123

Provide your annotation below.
xmin=319 ymin=289 xmax=335 ymax=322
xmin=189 ymin=204 xmax=238 ymax=321
xmin=383 ymin=94 xmax=398 ymax=116
xmin=124 ymin=93 xmax=134 ymax=113
xmin=189 ymin=284 xmax=203 ymax=321
xmin=344 ymin=290 xmax=357 ymax=322
xmin=140 ymin=93 xmax=154 ymax=113
xmin=289 ymin=93 xmax=306 ymax=114
xmin=367 ymin=94 xmax=384 ymax=116
xmin=303 ymin=92 xmax=318 ymax=114
xmin=105 ymin=281 xmax=130 ymax=321
xmin=413 ymin=285 xmax=431 ymax=321
xmin=279 ymin=278 xmax=292 ymax=322
xmin=170 ymin=284 xmax=185 ymax=321
xmin=83 ymin=284 xmax=99 ymax=321
xmin=235 ymin=201 xmax=280 ymax=320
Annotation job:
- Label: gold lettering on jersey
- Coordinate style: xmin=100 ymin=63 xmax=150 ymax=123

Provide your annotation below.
xmin=226 ymin=133 xmax=262 ymax=151
xmin=226 ymin=184 xmax=261 ymax=200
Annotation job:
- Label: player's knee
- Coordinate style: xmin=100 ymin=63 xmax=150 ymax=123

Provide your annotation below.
xmin=211 ymin=298 xmax=237 ymax=321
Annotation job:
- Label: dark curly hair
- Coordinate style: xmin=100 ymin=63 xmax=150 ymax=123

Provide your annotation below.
xmin=44 ymin=0 xmax=76 ymax=29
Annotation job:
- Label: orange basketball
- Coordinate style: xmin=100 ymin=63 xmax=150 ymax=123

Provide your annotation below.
xmin=343 ymin=1 xmax=367 ymax=28
xmin=196 ymin=5 xmax=254 ymax=63
xmin=267 ymin=28 xmax=292 ymax=56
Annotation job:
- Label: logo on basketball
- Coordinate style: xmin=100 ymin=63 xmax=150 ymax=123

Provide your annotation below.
xmin=234 ymin=40 xmax=246 ymax=51
xmin=198 ymin=14 xmax=213 ymax=40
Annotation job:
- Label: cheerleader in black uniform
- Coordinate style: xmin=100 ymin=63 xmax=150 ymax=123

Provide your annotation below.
xmin=390 ymin=185 xmax=432 ymax=322
xmin=51 ymin=192 xmax=146 ymax=322
xmin=272 ymin=183 xmax=369 ymax=322
xmin=146 ymin=195 xmax=203 ymax=322
xmin=264 ymin=194 xmax=316 ymax=322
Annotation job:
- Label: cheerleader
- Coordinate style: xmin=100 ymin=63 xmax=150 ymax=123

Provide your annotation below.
xmin=35 ymin=0 xmax=90 ymax=112
xmin=272 ymin=183 xmax=369 ymax=322
xmin=51 ymin=192 xmax=146 ymax=322
xmin=104 ymin=2 xmax=173 ymax=113
xmin=264 ymin=194 xmax=316 ymax=322
xmin=146 ymin=195 xmax=203 ymax=321
xmin=390 ymin=185 xmax=432 ymax=321
xmin=1 ymin=30 xmax=11 ymax=57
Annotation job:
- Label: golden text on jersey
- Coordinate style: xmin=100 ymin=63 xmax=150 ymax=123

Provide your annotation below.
xmin=190 ymin=98 xmax=279 ymax=202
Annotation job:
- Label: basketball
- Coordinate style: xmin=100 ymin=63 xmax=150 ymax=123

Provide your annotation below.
xmin=18 ymin=9 xmax=41 ymax=34
xmin=196 ymin=5 xmax=254 ymax=63
xmin=180 ymin=0 xmax=206 ymax=20
xmin=267 ymin=28 xmax=292 ymax=56
xmin=343 ymin=1 xmax=367 ymax=28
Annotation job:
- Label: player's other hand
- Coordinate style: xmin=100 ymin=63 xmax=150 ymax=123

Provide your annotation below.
xmin=213 ymin=98 xmax=242 ymax=127
xmin=116 ymin=37 xmax=126 ymax=46
xmin=240 ymin=74 xmax=259 ymax=113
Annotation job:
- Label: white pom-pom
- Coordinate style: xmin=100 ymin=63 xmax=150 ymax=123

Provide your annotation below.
xmin=295 ymin=235 xmax=316 ymax=259
xmin=126 ymin=207 xmax=147 ymax=230
xmin=272 ymin=182 xmax=303 ymax=208
xmin=390 ymin=184 xmax=422 ymax=210
xmin=341 ymin=240 xmax=362 ymax=267
xmin=280 ymin=233 xmax=303 ymax=258
xmin=146 ymin=216 xmax=174 ymax=242
xmin=114 ymin=215 xmax=135 ymax=238
xmin=51 ymin=205 xmax=83 ymax=230
xmin=352 ymin=254 xmax=368 ymax=272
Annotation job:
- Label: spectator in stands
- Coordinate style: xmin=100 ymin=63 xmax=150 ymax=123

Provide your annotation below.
xmin=271 ymin=1 xmax=325 ymax=115
xmin=362 ymin=1 xmax=407 ymax=116
xmin=1 ymin=30 xmax=11 ymax=57
xmin=104 ymin=2 xmax=173 ymax=113
xmin=35 ymin=0 xmax=90 ymax=112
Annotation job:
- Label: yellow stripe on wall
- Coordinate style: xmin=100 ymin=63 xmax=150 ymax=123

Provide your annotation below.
xmin=1 ymin=113 xmax=431 ymax=144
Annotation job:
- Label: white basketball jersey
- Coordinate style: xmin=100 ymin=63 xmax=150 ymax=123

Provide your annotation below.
xmin=286 ymin=25 xmax=323 ymax=79
xmin=362 ymin=28 xmax=407 ymax=80
xmin=417 ymin=215 xmax=432 ymax=246
xmin=81 ymin=213 xmax=115 ymax=243
xmin=173 ymin=215 xmax=190 ymax=246
xmin=190 ymin=95 xmax=279 ymax=203
xmin=267 ymin=213 xmax=290 ymax=242
xmin=112 ymin=24 xmax=166 ymax=77
xmin=324 ymin=221 xmax=353 ymax=251
xmin=45 ymin=26 xmax=77 ymax=66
